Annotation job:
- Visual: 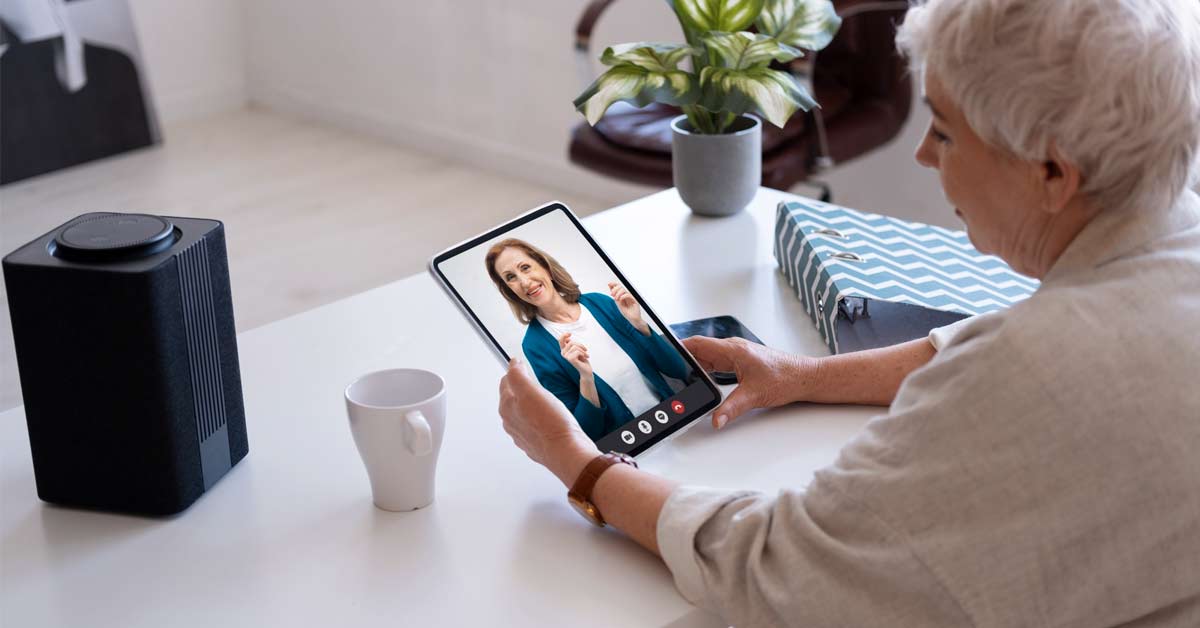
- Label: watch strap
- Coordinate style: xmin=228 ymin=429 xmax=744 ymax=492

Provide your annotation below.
xmin=568 ymin=452 xmax=638 ymax=512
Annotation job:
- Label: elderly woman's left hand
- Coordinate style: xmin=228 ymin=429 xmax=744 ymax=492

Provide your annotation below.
xmin=608 ymin=282 xmax=649 ymax=335
xmin=499 ymin=359 xmax=601 ymax=486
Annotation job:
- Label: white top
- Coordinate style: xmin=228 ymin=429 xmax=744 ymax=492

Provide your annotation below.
xmin=537 ymin=304 xmax=661 ymax=416
xmin=656 ymin=190 xmax=1200 ymax=627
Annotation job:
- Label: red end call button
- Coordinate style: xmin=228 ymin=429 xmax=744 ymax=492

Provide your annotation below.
xmin=671 ymin=400 xmax=686 ymax=414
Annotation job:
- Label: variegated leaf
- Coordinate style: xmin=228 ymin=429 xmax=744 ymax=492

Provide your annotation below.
xmin=672 ymin=0 xmax=765 ymax=34
xmin=699 ymin=65 xmax=817 ymax=127
xmin=756 ymin=0 xmax=841 ymax=52
xmin=574 ymin=64 xmax=699 ymax=125
xmin=702 ymin=32 xmax=803 ymax=69
xmin=600 ymin=42 xmax=698 ymax=71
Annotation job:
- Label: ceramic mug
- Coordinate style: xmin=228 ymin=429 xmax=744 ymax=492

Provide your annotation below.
xmin=344 ymin=368 xmax=446 ymax=511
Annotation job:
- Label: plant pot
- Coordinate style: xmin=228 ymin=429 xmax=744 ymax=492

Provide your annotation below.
xmin=671 ymin=114 xmax=762 ymax=217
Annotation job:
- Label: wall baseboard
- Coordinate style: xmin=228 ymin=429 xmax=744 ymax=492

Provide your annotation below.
xmin=247 ymin=82 xmax=659 ymax=207
xmin=156 ymin=82 xmax=248 ymax=126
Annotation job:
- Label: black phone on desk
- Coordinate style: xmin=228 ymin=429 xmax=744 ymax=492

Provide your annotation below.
xmin=669 ymin=316 xmax=765 ymax=384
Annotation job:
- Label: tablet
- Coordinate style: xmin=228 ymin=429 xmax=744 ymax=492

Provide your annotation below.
xmin=429 ymin=201 xmax=722 ymax=457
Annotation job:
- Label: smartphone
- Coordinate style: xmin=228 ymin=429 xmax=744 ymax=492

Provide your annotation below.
xmin=668 ymin=315 xmax=765 ymax=384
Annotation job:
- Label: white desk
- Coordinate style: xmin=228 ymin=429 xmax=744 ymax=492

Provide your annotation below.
xmin=0 ymin=188 xmax=878 ymax=627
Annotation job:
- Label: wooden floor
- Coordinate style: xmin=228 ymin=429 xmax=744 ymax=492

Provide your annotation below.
xmin=0 ymin=107 xmax=618 ymax=412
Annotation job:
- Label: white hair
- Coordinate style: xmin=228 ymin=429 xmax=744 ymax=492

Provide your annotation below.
xmin=897 ymin=0 xmax=1200 ymax=214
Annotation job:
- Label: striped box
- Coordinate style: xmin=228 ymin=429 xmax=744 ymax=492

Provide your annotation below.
xmin=774 ymin=198 xmax=1039 ymax=354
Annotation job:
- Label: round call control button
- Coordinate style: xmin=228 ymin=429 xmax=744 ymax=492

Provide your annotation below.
xmin=671 ymin=400 xmax=686 ymax=414
xmin=620 ymin=430 xmax=636 ymax=445
xmin=654 ymin=410 xmax=669 ymax=424
xmin=637 ymin=420 xmax=652 ymax=434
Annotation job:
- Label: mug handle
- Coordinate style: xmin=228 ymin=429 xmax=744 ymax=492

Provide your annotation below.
xmin=403 ymin=410 xmax=434 ymax=456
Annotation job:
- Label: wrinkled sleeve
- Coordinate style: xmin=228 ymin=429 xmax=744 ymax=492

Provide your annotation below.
xmin=927 ymin=316 xmax=977 ymax=351
xmin=652 ymin=313 xmax=1024 ymax=626
xmin=655 ymin=483 xmax=971 ymax=626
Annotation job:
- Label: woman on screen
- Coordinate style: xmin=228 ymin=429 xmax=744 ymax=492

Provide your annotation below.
xmin=486 ymin=238 xmax=689 ymax=440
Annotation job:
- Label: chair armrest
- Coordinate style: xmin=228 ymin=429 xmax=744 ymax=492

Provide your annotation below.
xmin=574 ymin=0 xmax=619 ymax=91
xmin=835 ymin=0 xmax=911 ymax=20
xmin=575 ymin=0 xmax=619 ymax=51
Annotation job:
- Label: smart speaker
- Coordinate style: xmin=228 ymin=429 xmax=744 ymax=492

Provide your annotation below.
xmin=3 ymin=213 xmax=248 ymax=516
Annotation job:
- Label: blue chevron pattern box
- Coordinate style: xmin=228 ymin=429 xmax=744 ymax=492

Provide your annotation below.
xmin=774 ymin=198 xmax=1040 ymax=354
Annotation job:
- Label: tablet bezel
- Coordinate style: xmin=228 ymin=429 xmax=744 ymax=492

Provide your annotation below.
xmin=428 ymin=201 xmax=722 ymax=458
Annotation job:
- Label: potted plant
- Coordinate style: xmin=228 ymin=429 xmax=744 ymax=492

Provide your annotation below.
xmin=573 ymin=0 xmax=841 ymax=216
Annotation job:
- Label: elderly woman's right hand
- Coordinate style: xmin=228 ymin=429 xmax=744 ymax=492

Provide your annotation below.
xmin=558 ymin=332 xmax=593 ymax=378
xmin=682 ymin=336 xmax=820 ymax=430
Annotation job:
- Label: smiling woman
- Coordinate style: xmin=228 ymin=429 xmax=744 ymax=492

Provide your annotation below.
xmin=485 ymin=239 xmax=690 ymax=439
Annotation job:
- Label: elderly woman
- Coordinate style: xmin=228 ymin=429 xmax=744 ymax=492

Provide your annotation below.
xmin=498 ymin=0 xmax=1200 ymax=625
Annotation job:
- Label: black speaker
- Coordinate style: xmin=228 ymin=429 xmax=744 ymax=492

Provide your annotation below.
xmin=3 ymin=213 xmax=248 ymax=516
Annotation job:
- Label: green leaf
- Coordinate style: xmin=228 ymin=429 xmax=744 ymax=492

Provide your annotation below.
xmin=699 ymin=65 xmax=817 ymax=127
xmin=756 ymin=0 xmax=842 ymax=52
xmin=600 ymin=42 xmax=698 ymax=71
xmin=672 ymin=0 xmax=765 ymax=34
xmin=702 ymin=32 xmax=803 ymax=69
xmin=574 ymin=48 xmax=699 ymax=125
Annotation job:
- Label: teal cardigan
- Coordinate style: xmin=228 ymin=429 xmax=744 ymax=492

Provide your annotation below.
xmin=522 ymin=293 xmax=690 ymax=439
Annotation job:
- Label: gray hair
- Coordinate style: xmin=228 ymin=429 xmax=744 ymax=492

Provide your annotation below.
xmin=897 ymin=0 xmax=1200 ymax=214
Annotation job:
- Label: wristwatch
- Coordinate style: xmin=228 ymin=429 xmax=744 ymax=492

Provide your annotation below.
xmin=567 ymin=451 xmax=638 ymax=527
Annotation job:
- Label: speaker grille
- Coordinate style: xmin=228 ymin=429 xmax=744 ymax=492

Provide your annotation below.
xmin=177 ymin=239 xmax=228 ymax=441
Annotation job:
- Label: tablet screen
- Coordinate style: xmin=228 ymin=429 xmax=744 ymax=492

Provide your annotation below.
xmin=431 ymin=203 xmax=721 ymax=456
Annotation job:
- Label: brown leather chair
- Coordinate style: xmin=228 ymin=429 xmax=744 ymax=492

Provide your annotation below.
xmin=568 ymin=0 xmax=913 ymax=193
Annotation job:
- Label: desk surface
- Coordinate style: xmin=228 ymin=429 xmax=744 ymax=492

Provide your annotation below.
xmin=0 ymin=188 xmax=878 ymax=628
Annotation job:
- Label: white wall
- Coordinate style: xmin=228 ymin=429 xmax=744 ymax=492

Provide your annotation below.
xmin=128 ymin=0 xmax=246 ymax=123
xmin=819 ymin=102 xmax=957 ymax=229
xmin=242 ymin=0 xmax=674 ymax=204
xmin=121 ymin=0 xmax=957 ymax=220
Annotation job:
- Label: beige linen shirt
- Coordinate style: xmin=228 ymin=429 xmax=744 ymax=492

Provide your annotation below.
xmin=657 ymin=191 xmax=1200 ymax=627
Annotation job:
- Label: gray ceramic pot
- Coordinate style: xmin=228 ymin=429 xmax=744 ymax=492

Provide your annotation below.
xmin=671 ymin=114 xmax=761 ymax=217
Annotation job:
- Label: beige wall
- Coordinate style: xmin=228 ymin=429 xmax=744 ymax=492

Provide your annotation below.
xmin=120 ymin=0 xmax=967 ymax=222
xmin=241 ymin=0 xmax=679 ymax=204
xmin=129 ymin=0 xmax=247 ymax=123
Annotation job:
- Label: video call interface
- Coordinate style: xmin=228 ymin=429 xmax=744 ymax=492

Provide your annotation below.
xmin=436 ymin=207 xmax=715 ymax=454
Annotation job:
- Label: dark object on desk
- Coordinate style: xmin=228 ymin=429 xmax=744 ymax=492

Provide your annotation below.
xmin=567 ymin=0 xmax=912 ymax=193
xmin=670 ymin=316 xmax=765 ymax=385
xmin=3 ymin=213 xmax=248 ymax=516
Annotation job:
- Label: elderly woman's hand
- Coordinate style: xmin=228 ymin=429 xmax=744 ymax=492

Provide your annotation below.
xmin=499 ymin=359 xmax=601 ymax=486
xmin=682 ymin=336 xmax=820 ymax=429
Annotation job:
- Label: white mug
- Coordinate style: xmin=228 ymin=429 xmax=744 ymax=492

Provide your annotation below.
xmin=344 ymin=368 xmax=446 ymax=511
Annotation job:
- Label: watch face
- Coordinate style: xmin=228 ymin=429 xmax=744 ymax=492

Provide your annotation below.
xmin=608 ymin=451 xmax=638 ymax=468
xmin=569 ymin=495 xmax=604 ymax=527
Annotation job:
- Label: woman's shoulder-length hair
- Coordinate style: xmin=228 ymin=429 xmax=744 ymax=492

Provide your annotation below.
xmin=485 ymin=238 xmax=581 ymax=325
